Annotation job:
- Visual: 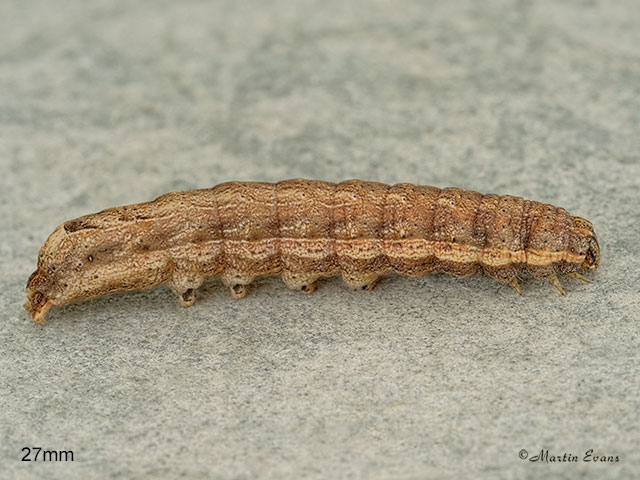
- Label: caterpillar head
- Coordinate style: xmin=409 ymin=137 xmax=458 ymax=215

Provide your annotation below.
xmin=574 ymin=217 xmax=599 ymax=271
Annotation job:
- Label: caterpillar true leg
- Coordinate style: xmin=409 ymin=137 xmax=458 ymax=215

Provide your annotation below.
xmin=568 ymin=272 xmax=590 ymax=283
xmin=548 ymin=275 xmax=566 ymax=295
xmin=509 ymin=277 xmax=522 ymax=295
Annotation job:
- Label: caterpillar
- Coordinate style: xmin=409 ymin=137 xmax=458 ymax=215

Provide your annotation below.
xmin=25 ymin=179 xmax=600 ymax=324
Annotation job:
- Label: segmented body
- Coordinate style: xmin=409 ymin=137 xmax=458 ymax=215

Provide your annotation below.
xmin=25 ymin=179 xmax=600 ymax=323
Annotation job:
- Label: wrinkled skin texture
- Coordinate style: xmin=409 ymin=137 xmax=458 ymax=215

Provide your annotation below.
xmin=25 ymin=179 xmax=600 ymax=323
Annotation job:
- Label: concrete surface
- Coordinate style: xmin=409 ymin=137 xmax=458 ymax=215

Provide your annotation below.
xmin=1 ymin=0 xmax=639 ymax=478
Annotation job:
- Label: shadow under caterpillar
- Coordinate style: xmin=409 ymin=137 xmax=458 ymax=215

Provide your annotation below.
xmin=25 ymin=179 xmax=600 ymax=323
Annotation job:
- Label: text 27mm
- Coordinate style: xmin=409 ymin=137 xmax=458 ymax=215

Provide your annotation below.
xmin=22 ymin=447 xmax=74 ymax=462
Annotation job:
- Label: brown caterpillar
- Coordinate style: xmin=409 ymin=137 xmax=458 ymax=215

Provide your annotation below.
xmin=25 ymin=179 xmax=600 ymax=323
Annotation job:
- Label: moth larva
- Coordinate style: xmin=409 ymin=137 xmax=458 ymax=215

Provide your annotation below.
xmin=25 ymin=179 xmax=600 ymax=323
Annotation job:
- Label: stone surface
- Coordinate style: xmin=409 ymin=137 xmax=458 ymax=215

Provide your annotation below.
xmin=1 ymin=0 xmax=638 ymax=478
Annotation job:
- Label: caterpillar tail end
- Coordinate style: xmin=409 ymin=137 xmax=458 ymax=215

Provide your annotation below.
xmin=24 ymin=290 xmax=55 ymax=324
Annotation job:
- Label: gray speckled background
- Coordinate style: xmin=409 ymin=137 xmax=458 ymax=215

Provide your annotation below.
xmin=1 ymin=1 xmax=639 ymax=478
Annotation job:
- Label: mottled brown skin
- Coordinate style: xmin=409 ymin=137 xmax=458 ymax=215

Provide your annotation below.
xmin=25 ymin=179 xmax=600 ymax=323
